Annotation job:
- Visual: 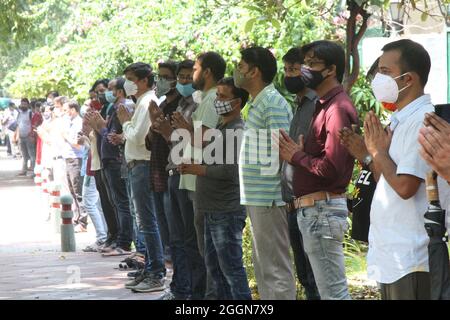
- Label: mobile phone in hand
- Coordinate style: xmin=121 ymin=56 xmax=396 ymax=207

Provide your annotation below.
xmin=435 ymin=104 xmax=450 ymax=124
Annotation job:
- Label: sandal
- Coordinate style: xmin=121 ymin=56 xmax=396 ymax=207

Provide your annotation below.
xmin=102 ymin=247 xmax=131 ymax=257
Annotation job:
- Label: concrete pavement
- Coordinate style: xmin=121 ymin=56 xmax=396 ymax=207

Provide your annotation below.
xmin=0 ymin=145 xmax=169 ymax=300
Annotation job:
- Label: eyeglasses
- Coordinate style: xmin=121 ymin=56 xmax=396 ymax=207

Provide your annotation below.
xmin=302 ymin=60 xmax=325 ymax=69
xmin=177 ymin=75 xmax=193 ymax=81
xmin=283 ymin=66 xmax=302 ymax=73
xmin=155 ymin=74 xmax=176 ymax=81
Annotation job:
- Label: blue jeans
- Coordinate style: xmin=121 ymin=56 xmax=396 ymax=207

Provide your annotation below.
xmin=204 ymin=209 xmax=251 ymax=300
xmin=125 ymin=177 xmax=146 ymax=255
xmin=287 ymin=211 xmax=320 ymax=300
xmin=153 ymin=191 xmax=171 ymax=259
xmin=128 ymin=162 xmax=165 ymax=278
xmin=297 ymin=198 xmax=351 ymax=300
xmin=103 ymin=161 xmax=133 ymax=249
xmin=82 ymin=175 xmax=107 ymax=243
xmin=167 ymin=174 xmax=206 ymax=299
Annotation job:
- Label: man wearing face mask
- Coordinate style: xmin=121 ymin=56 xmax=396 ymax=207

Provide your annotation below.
xmin=145 ymin=61 xmax=180 ymax=265
xmin=61 ymin=101 xmax=87 ymax=232
xmin=86 ymin=78 xmax=134 ymax=255
xmin=84 ymin=80 xmax=120 ymax=252
xmin=174 ymin=52 xmax=225 ymax=299
xmin=236 ymin=47 xmax=295 ymax=300
xmin=152 ymin=60 xmax=204 ymax=300
xmin=363 ymin=39 xmax=435 ymax=300
xmin=45 ymin=96 xmax=69 ymax=194
xmin=276 ymin=40 xmax=358 ymax=300
xmin=178 ymin=77 xmax=251 ymax=300
xmin=117 ymin=62 xmax=166 ymax=293
xmin=281 ymin=47 xmax=320 ymax=300
xmin=92 ymin=79 xmax=110 ymax=118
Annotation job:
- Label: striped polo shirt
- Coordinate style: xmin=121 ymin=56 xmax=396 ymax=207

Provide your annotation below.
xmin=239 ymin=83 xmax=292 ymax=207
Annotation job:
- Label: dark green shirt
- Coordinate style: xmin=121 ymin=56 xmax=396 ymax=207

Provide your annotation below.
xmin=196 ymin=117 xmax=244 ymax=213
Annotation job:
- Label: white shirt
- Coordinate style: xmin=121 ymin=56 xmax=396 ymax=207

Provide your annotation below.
xmin=2 ymin=108 xmax=17 ymax=128
xmin=61 ymin=115 xmax=84 ymax=159
xmin=89 ymin=131 xmax=101 ymax=171
xmin=49 ymin=116 xmax=67 ymax=158
xmin=123 ymin=90 xmax=157 ymax=163
xmin=367 ymin=94 xmax=434 ymax=284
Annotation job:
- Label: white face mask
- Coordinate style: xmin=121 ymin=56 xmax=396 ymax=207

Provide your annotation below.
xmin=124 ymin=79 xmax=138 ymax=97
xmin=371 ymin=72 xmax=411 ymax=104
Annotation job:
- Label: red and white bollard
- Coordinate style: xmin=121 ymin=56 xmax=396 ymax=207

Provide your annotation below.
xmin=34 ymin=165 xmax=42 ymax=187
xmin=60 ymin=195 xmax=76 ymax=252
xmin=49 ymin=183 xmax=62 ymax=234
xmin=41 ymin=168 xmax=50 ymax=195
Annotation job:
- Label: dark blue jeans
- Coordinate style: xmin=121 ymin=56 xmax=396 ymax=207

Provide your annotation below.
xmin=204 ymin=209 xmax=252 ymax=300
xmin=167 ymin=174 xmax=206 ymax=299
xmin=288 ymin=210 xmax=320 ymax=300
xmin=125 ymin=177 xmax=146 ymax=255
xmin=103 ymin=161 xmax=133 ymax=249
xmin=128 ymin=162 xmax=165 ymax=278
xmin=153 ymin=190 xmax=171 ymax=259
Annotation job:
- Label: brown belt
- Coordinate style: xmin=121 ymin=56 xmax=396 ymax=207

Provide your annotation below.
xmin=286 ymin=191 xmax=347 ymax=212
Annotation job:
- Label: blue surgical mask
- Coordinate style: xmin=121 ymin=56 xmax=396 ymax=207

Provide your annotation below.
xmin=105 ymin=90 xmax=116 ymax=104
xmin=176 ymin=83 xmax=195 ymax=97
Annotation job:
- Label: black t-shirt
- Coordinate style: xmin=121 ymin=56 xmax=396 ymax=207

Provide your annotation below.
xmin=351 ymin=167 xmax=376 ymax=242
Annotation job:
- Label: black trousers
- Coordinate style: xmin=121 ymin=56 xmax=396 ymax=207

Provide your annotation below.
xmin=380 ymin=272 xmax=430 ymax=300
xmin=288 ymin=210 xmax=321 ymax=300
xmin=65 ymin=158 xmax=87 ymax=227
xmin=94 ymin=169 xmax=118 ymax=243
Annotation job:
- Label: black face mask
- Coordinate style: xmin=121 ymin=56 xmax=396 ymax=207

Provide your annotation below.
xmin=284 ymin=76 xmax=306 ymax=94
xmin=98 ymin=93 xmax=108 ymax=105
xmin=301 ymin=66 xmax=329 ymax=90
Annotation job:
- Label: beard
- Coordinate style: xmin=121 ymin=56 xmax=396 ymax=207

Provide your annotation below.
xmin=192 ymin=76 xmax=205 ymax=91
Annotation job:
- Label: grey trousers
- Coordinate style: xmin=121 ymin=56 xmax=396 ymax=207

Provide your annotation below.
xmin=247 ymin=205 xmax=296 ymax=300
xmin=379 ymin=272 xmax=430 ymax=300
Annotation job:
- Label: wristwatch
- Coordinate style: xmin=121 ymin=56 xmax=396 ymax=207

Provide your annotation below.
xmin=362 ymin=154 xmax=373 ymax=166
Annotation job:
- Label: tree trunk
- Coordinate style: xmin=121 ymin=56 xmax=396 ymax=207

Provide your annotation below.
xmin=343 ymin=0 xmax=370 ymax=93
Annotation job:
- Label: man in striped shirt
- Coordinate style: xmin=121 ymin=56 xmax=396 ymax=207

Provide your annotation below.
xmin=236 ymin=47 xmax=296 ymax=300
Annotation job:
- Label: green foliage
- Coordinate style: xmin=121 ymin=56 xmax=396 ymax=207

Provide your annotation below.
xmin=1 ymin=0 xmax=338 ymax=102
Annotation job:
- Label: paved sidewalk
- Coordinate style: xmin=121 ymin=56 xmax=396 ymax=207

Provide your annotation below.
xmin=0 ymin=146 xmax=170 ymax=300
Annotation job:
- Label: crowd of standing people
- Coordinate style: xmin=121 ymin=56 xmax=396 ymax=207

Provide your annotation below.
xmin=1 ymin=37 xmax=450 ymax=300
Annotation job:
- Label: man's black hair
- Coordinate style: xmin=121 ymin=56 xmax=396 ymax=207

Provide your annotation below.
xmin=47 ymin=91 xmax=59 ymax=98
xmin=177 ymin=59 xmax=194 ymax=75
xmin=67 ymin=101 xmax=80 ymax=114
xmin=123 ymin=62 xmax=154 ymax=88
xmin=112 ymin=77 xmax=126 ymax=96
xmin=240 ymin=47 xmax=277 ymax=84
xmin=217 ymin=77 xmax=249 ymax=107
xmin=197 ymin=52 xmax=226 ymax=82
xmin=91 ymin=79 xmax=110 ymax=92
xmin=282 ymin=47 xmax=304 ymax=65
xmin=301 ymin=40 xmax=345 ymax=83
xmin=381 ymin=39 xmax=431 ymax=87
xmin=158 ymin=61 xmax=178 ymax=79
